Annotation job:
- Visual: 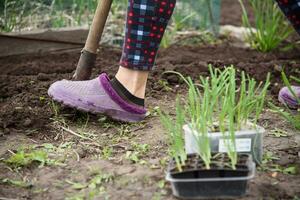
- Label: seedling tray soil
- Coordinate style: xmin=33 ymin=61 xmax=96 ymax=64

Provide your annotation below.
xmin=166 ymin=154 xmax=255 ymax=199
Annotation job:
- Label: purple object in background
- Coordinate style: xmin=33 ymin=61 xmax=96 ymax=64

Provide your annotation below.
xmin=278 ymin=86 xmax=300 ymax=109
xmin=48 ymin=73 xmax=147 ymax=122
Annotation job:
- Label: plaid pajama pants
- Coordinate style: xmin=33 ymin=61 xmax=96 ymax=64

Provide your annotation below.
xmin=120 ymin=0 xmax=176 ymax=71
xmin=119 ymin=0 xmax=299 ymax=71
xmin=275 ymin=0 xmax=300 ymax=35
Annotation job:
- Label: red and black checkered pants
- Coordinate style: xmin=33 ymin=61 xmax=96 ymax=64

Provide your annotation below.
xmin=120 ymin=0 xmax=299 ymax=71
xmin=120 ymin=0 xmax=176 ymax=71
xmin=275 ymin=0 xmax=300 ymax=35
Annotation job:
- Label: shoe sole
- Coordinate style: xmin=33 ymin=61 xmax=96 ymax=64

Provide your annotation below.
xmin=48 ymin=88 xmax=145 ymax=123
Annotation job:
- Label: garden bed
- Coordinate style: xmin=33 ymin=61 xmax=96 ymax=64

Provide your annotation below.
xmin=1 ymin=0 xmax=300 ymax=199
xmin=0 ymin=38 xmax=299 ymax=200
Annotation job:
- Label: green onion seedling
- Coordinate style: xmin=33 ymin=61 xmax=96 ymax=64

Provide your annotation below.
xmin=160 ymin=65 xmax=270 ymax=170
xmin=159 ymin=98 xmax=186 ymax=172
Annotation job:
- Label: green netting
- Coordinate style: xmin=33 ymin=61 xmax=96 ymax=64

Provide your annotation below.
xmin=174 ymin=0 xmax=221 ymax=35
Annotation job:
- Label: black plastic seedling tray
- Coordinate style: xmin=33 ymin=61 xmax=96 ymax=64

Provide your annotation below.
xmin=166 ymin=154 xmax=255 ymax=199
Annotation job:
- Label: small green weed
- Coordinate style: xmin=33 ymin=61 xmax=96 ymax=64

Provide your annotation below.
xmin=66 ymin=171 xmax=114 ymax=200
xmin=4 ymin=144 xmax=67 ymax=169
xmin=125 ymin=151 xmax=147 ymax=165
xmin=101 ymin=146 xmax=113 ymax=160
xmin=157 ymin=180 xmax=165 ymax=189
xmin=5 ymin=149 xmax=50 ymax=168
xmin=39 ymin=96 xmax=46 ymax=103
xmin=268 ymin=165 xmax=298 ymax=175
xmin=131 ymin=142 xmax=150 ymax=154
xmin=261 ymin=151 xmax=280 ymax=165
xmin=50 ymin=100 xmax=67 ymax=126
xmin=260 ymin=152 xmax=298 ymax=175
xmin=147 ymin=106 xmax=160 ymax=117
xmin=1 ymin=178 xmax=33 ymax=188
xmin=158 ymin=80 xmax=172 ymax=92
xmin=125 ymin=142 xmax=150 ymax=164
xmin=269 ymin=129 xmax=288 ymax=138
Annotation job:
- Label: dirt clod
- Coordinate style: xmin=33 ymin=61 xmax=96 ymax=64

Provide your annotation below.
xmin=37 ymin=73 xmax=51 ymax=81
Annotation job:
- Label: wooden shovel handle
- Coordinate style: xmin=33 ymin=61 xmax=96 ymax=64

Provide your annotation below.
xmin=85 ymin=0 xmax=113 ymax=53
xmin=73 ymin=0 xmax=113 ymax=80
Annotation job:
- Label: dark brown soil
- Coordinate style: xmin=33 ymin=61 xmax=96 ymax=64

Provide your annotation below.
xmin=220 ymin=0 xmax=254 ymax=26
xmin=169 ymin=153 xmax=251 ymax=175
xmin=1 ymin=1 xmax=300 ymax=199
xmin=1 ymin=40 xmax=300 ymax=200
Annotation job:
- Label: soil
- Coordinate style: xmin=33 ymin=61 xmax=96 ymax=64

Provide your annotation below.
xmin=1 ymin=0 xmax=300 ymax=200
xmin=220 ymin=0 xmax=254 ymax=26
xmin=169 ymin=153 xmax=251 ymax=176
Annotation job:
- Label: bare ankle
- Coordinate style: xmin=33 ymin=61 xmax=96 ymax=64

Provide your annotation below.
xmin=115 ymin=66 xmax=149 ymax=99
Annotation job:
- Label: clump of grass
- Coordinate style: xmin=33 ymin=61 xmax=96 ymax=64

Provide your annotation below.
xmin=159 ymin=99 xmax=187 ymax=171
xmin=239 ymin=0 xmax=293 ymax=52
xmin=160 ymin=65 xmax=270 ymax=171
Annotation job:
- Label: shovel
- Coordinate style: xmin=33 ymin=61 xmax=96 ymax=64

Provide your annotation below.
xmin=73 ymin=0 xmax=113 ymax=80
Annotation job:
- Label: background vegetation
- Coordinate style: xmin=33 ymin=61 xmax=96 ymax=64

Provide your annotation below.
xmin=0 ymin=0 xmax=220 ymax=33
xmin=0 ymin=0 xmax=100 ymax=32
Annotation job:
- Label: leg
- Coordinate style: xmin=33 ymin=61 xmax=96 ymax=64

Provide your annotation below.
xmin=115 ymin=0 xmax=176 ymax=99
xmin=275 ymin=0 xmax=300 ymax=35
xmin=48 ymin=0 xmax=176 ymax=122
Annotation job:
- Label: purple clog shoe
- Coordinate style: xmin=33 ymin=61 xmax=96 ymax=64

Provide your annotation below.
xmin=278 ymin=86 xmax=300 ymax=109
xmin=48 ymin=73 xmax=147 ymax=122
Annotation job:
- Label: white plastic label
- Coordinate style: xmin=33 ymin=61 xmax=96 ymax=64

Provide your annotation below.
xmin=218 ymin=138 xmax=252 ymax=152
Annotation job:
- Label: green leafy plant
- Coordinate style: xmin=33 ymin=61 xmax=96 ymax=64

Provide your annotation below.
xmin=239 ymin=0 xmax=293 ymax=52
